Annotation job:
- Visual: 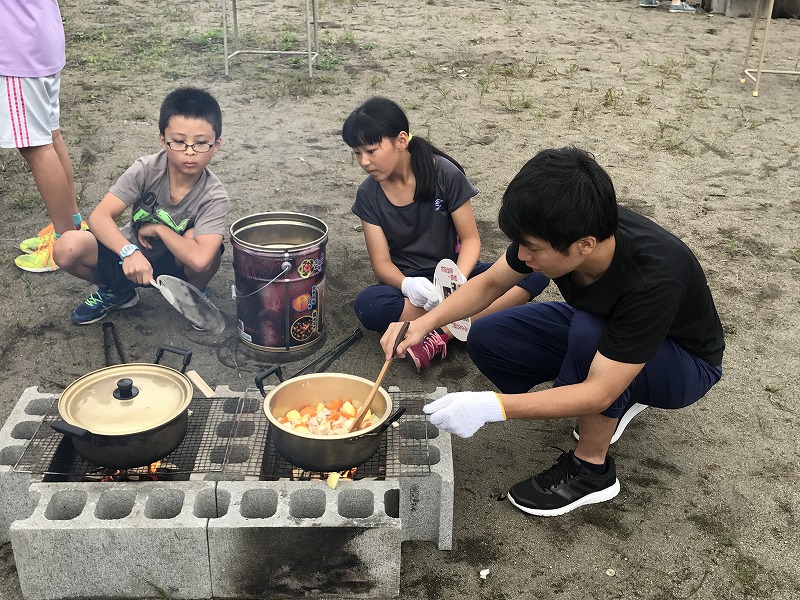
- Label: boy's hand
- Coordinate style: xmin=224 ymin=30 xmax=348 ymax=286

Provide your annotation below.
xmin=136 ymin=223 xmax=163 ymax=251
xmin=121 ymin=251 xmax=153 ymax=285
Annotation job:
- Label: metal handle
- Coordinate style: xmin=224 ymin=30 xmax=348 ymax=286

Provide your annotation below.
xmin=255 ymin=364 xmax=284 ymax=397
xmin=346 ymin=406 xmax=407 ymax=443
xmin=291 ymin=328 xmax=363 ymax=378
xmin=154 ymin=346 xmax=193 ymax=373
xmin=234 ymin=260 xmax=292 ymax=299
xmin=50 ymin=420 xmax=91 ymax=440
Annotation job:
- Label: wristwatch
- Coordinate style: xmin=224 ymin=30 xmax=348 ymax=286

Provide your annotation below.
xmin=119 ymin=244 xmax=140 ymax=261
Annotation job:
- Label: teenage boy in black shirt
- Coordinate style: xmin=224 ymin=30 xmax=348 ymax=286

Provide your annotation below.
xmin=380 ymin=146 xmax=724 ymax=517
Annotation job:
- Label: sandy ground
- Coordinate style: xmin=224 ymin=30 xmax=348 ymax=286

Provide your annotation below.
xmin=1 ymin=0 xmax=799 ymax=598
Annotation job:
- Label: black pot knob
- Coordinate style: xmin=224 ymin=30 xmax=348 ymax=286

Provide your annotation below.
xmin=113 ymin=378 xmax=139 ymax=400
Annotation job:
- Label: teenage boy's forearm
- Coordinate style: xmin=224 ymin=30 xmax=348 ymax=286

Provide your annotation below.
xmin=421 ymin=275 xmax=495 ymax=330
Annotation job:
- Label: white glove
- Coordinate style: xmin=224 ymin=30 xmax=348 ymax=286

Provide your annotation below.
xmin=423 ymin=295 xmax=440 ymax=312
xmin=423 ymin=391 xmax=506 ymax=438
xmin=401 ymin=277 xmax=439 ymax=309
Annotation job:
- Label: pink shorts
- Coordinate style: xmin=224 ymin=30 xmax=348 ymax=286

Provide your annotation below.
xmin=0 ymin=73 xmax=61 ymax=149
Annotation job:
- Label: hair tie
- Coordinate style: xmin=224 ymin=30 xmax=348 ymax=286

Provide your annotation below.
xmin=407 ymin=134 xmax=413 ymax=143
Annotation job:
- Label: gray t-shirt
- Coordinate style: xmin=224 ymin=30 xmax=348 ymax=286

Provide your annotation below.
xmin=351 ymin=156 xmax=478 ymax=276
xmin=111 ymin=151 xmax=230 ymax=260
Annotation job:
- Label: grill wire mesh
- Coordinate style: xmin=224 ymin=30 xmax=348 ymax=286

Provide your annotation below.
xmin=14 ymin=391 xmax=432 ymax=481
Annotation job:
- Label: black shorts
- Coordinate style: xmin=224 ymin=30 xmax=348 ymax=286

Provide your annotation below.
xmin=94 ymin=240 xmax=224 ymax=292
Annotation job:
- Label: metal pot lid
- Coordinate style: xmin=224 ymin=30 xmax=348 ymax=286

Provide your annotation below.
xmin=58 ymin=364 xmax=193 ymax=436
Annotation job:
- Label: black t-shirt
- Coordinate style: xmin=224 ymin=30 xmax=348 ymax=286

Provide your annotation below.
xmin=506 ymin=208 xmax=725 ymax=366
xmin=352 ymin=156 xmax=478 ymax=276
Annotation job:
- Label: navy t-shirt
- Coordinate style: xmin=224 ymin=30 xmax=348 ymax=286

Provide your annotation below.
xmin=506 ymin=208 xmax=725 ymax=366
xmin=352 ymin=156 xmax=478 ymax=276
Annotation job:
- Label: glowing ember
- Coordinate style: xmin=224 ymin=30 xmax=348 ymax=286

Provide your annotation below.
xmin=289 ymin=467 xmax=359 ymax=481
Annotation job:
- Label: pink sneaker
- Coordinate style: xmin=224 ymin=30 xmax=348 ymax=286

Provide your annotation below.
xmin=407 ymin=331 xmax=449 ymax=373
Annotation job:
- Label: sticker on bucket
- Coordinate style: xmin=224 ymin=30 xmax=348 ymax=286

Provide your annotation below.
xmin=433 ymin=259 xmax=471 ymax=341
xmin=230 ymin=213 xmax=328 ymax=352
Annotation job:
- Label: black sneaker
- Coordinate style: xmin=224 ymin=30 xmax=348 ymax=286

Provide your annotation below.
xmin=572 ymin=402 xmax=648 ymax=444
xmin=507 ymin=450 xmax=620 ymax=516
xmin=72 ymin=287 xmax=139 ymax=325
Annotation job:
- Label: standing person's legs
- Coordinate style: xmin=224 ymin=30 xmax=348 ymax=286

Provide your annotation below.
xmin=5 ymin=75 xmax=78 ymax=235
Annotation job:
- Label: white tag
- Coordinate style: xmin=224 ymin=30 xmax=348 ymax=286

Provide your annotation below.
xmin=433 ymin=259 xmax=471 ymax=341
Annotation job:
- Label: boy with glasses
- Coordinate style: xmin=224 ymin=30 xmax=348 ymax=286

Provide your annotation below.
xmin=54 ymin=87 xmax=229 ymax=325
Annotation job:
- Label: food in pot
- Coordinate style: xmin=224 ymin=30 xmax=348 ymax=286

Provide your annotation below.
xmin=276 ymin=397 xmax=375 ymax=435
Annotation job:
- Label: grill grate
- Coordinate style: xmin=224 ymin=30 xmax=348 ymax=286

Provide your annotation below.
xmin=14 ymin=391 xmax=432 ymax=480
xmin=14 ymin=399 xmax=229 ymax=481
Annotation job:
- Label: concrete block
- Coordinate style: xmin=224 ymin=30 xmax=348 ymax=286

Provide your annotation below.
xmin=393 ymin=386 xmax=454 ymax=550
xmin=0 ymin=387 xmax=50 ymax=545
xmin=209 ymin=480 xmax=402 ymax=598
xmin=11 ymin=481 xmax=215 ymax=600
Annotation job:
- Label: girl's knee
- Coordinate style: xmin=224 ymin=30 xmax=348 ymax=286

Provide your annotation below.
xmin=353 ymin=295 xmax=388 ymax=332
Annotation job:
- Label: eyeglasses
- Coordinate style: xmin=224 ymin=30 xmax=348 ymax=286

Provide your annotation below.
xmin=164 ymin=140 xmax=216 ymax=153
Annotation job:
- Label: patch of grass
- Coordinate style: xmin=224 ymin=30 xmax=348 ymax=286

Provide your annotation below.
xmin=19 ymin=273 xmax=37 ymax=299
xmin=650 ymin=120 xmax=691 ymax=154
xmin=656 ymin=57 xmax=683 ymax=82
xmin=11 ymin=187 xmax=39 ymax=210
xmin=602 ymin=88 xmax=620 ymax=109
xmin=498 ymin=93 xmax=533 ymax=112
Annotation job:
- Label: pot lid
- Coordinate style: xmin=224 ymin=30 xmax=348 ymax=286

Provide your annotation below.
xmin=58 ymin=364 xmax=193 ymax=435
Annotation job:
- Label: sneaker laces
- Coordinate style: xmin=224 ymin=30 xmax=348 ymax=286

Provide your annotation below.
xmin=533 ymin=448 xmax=579 ymax=489
xmin=36 ymin=223 xmax=55 ymax=238
xmin=83 ymin=290 xmax=110 ymax=307
xmin=33 ymin=235 xmax=56 ymax=266
xmin=420 ymin=331 xmax=448 ymax=360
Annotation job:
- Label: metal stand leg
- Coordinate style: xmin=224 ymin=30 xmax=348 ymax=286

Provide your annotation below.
xmin=222 ymin=0 xmax=229 ymax=75
xmin=221 ymin=0 xmax=319 ymax=77
xmin=739 ymin=0 xmax=800 ymax=97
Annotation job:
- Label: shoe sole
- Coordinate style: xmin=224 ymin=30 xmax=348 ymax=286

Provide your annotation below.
xmin=507 ymin=479 xmax=621 ymax=517
xmin=72 ymin=295 xmax=140 ymax=325
xmin=572 ymin=403 xmax=649 ymax=444
xmin=406 ymin=350 xmax=424 ymax=373
xmin=15 ymin=263 xmax=58 ymax=273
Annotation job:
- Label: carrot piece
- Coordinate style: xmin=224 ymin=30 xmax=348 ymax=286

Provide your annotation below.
xmin=327 ymin=410 xmax=341 ymax=421
xmin=325 ymin=398 xmax=343 ymax=411
xmin=299 ymin=406 xmax=317 ymax=417
xmin=278 ymin=417 xmax=288 ymax=424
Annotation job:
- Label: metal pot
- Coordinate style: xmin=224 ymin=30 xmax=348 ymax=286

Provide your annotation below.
xmin=257 ymin=371 xmax=405 ymax=472
xmin=50 ymin=347 xmax=194 ymax=470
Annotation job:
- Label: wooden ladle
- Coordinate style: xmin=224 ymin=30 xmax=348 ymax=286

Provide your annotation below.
xmin=348 ymin=321 xmax=410 ymax=432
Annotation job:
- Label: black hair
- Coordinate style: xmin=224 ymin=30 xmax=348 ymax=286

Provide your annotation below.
xmin=341 ymin=96 xmax=464 ymax=203
xmin=498 ymin=147 xmax=618 ymax=254
xmin=159 ymin=87 xmax=222 ymax=139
